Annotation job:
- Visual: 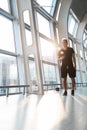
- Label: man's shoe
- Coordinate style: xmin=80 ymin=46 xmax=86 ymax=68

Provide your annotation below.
xmin=63 ymin=91 xmax=67 ymax=96
xmin=71 ymin=90 xmax=74 ymax=96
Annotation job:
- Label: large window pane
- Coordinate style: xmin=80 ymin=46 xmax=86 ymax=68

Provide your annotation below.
xmin=0 ymin=54 xmax=18 ymax=85
xmin=23 ymin=10 xmax=30 ymax=26
xmin=85 ymin=51 xmax=87 ymax=60
xmin=82 ymin=72 xmax=87 ymax=83
xmin=0 ymin=0 xmax=10 ymax=13
xmin=25 ymin=29 xmax=32 ymax=46
xmin=36 ymin=0 xmax=56 ymax=15
xmin=0 ymin=54 xmax=18 ymax=94
xmin=28 ymin=59 xmax=37 ymax=82
xmin=69 ymin=39 xmax=73 ymax=47
xmin=79 ymin=50 xmax=83 ymax=58
xmin=28 ymin=58 xmax=39 ymax=91
xmin=40 ymin=37 xmax=56 ymax=63
xmin=0 ymin=15 xmax=15 ymax=52
xmin=76 ymin=71 xmax=81 ymax=83
xmin=76 ymin=56 xmax=79 ymax=70
xmin=73 ymin=22 xmax=78 ymax=37
xmin=83 ymin=30 xmax=87 ymax=48
xmin=56 ymin=2 xmax=61 ymax=20
xmin=73 ymin=43 xmax=77 ymax=54
xmin=43 ymin=63 xmax=57 ymax=84
xmin=68 ymin=16 xmax=75 ymax=35
xmin=37 ymin=13 xmax=51 ymax=37
xmin=68 ymin=13 xmax=78 ymax=37
xmin=80 ymin=59 xmax=85 ymax=71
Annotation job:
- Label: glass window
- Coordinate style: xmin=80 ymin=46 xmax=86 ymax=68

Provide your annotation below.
xmin=56 ymin=2 xmax=61 ymax=20
xmin=25 ymin=29 xmax=32 ymax=46
xmin=0 ymin=0 xmax=10 ymax=13
xmin=76 ymin=56 xmax=79 ymax=70
xmin=40 ymin=37 xmax=56 ymax=63
xmin=83 ymin=29 xmax=87 ymax=41
xmin=36 ymin=0 xmax=57 ymax=15
xmin=76 ymin=71 xmax=81 ymax=83
xmin=43 ymin=63 xmax=57 ymax=84
xmin=69 ymin=39 xmax=73 ymax=47
xmin=28 ymin=59 xmax=37 ymax=83
xmin=68 ymin=14 xmax=72 ymax=28
xmin=68 ymin=13 xmax=78 ymax=37
xmin=79 ymin=50 xmax=83 ymax=58
xmin=80 ymin=59 xmax=85 ymax=71
xmin=82 ymin=72 xmax=87 ymax=83
xmin=73 ymin=22 xmax=78 ymax=37
xmin=73 ymin=43 xmax=77 ymax=54
xmin=83 ymin=29 xmax=87 ymax=48
xmin=68 ymin=16 xmax=75 ymax=35
xmin=23 ymin=10 xmax=30 ymax=26
xmin=0 ymin=54 xmax=18 ymax=86
xmin=83 ymin=41 xmax=87 ymax=48
xmin=85 ymin=51 xmax=87 ymax=60
xmin=56 ymin=28 xmax=59 ymax=44
xmin=0 ymin=15 xmax=15 ymax=52
xmin=37 ymin=13 xmax=51 ymax=38
xmin=28 ymin=55 xmax=39 ymax=92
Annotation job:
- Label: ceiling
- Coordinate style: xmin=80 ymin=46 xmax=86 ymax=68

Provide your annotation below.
xmin=70 ymin=0 xmax=87 ymax=21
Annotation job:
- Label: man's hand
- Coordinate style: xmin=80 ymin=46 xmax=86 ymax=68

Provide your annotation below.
xmin=57 ymin=50 xmax=64 ymax=60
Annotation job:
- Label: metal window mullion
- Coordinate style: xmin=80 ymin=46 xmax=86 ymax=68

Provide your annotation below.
xmin=39 ymin=33 xmax=54 ymax=43
xmin=42 ymin=60 xmax=57 ymax=66
xmin=25 ymin=23 xmax=31 ymax=30
xmin=0 ymin=49 xmax=17 ymax=57
xmin=33 ymin=0 xmax=57 ymax=23
xmin=0 ymin=8 xmax=14 ymax=20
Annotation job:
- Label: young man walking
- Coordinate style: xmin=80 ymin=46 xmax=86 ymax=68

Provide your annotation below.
xmin=58 ymin=38 xmax=76 ymax=96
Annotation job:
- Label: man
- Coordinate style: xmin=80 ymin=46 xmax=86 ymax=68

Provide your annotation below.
xmin=58 ymin=38 xmax=76 ymax=96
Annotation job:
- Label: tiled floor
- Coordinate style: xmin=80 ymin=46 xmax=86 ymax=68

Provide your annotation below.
xmin=0 ymin=87 xmax=87 ymax=130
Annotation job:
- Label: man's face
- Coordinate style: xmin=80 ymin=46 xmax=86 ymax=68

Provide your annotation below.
xmin=62 ymin=40 xmax=68 ymax=49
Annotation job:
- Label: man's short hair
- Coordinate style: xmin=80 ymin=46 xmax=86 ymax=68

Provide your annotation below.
xmin=62 ymin=38 xmax=68 ymax=43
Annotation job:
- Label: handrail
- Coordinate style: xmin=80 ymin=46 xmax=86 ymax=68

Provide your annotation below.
xmin=0 ymin=85 xmax=29 ymax=88
xmin=43 ymin=83 xmax=62 ymax=86
xmin=69 ymin=82 xmax=87 ymax=85
xmin=43 ymin=83 xmax=62 ymax=91
xmin=0 ymin=85 xmax=30 ymax=97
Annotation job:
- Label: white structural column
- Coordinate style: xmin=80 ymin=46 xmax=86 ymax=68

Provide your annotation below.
xmin=76 ymin=13 xmax=87 ymax=81
xmin=17 ymin=0 xmax=30 ymax=92
xmin=57 ymin=0 xmax=72 ymax=42
xmin=17 ymin=0 xmax=43 ymax=94
xmin=76 ymin=13 xmax=87 ymax=42
xmin=29 ymin=0 xmax=43 ymax=94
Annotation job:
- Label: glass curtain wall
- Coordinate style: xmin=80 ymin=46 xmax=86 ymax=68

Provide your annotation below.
xmin=68 ymin=10 xmax=87 ymax=86
xmin=0 ymin=0 xmax=62 ymax=95
xmin=0 ymin=0 xmax=19 ymax=95
xmin=82 ymin=29 xmax=87 ymax=84
xmin=68 ymin=11 xmax=78 ymax=38
xmin=36 ymin=11 xmax=59 ymax=90
xmin=35 ymin=0 xmax=57 ymax=15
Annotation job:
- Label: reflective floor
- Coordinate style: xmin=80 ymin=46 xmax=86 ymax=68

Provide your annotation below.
xmin=0 ymin=87 xmax=87 ymax=130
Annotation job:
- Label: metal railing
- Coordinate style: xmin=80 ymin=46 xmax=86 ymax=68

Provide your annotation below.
xmin=0 ymin=82 xmax=87 ymax=97
xmin=43 ymin=83 xmax=62 ymax=91
xmin=69 ymin=82 xmax=87 ymax=87
xmin=0 ymin=85 xmax=30 ymax=97
xmin=43 ymin=82 xmax=87 ymax=91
